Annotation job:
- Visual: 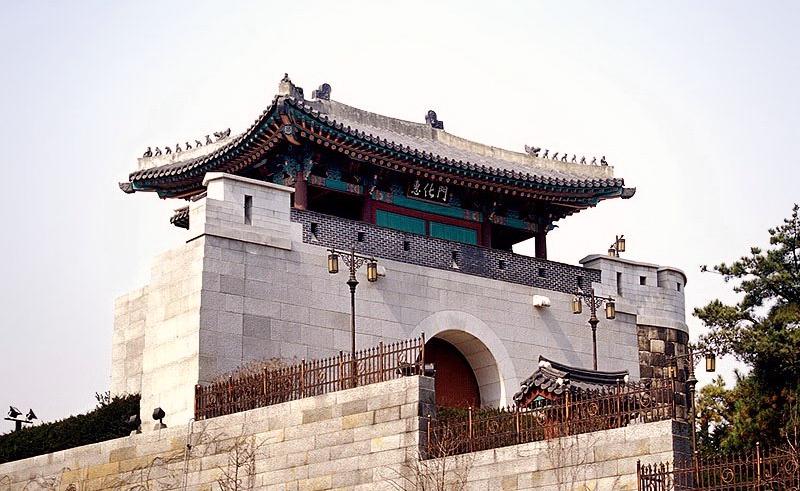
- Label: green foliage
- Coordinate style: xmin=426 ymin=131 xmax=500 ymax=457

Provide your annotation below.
xmin=695 ymin=204 xmax=800 ymax=452
xmin=0 ymin=394 xmax=139 ymax=464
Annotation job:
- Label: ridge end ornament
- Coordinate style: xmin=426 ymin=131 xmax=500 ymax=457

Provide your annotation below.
xmin=425 ymin=110 xmax=444 ymax=130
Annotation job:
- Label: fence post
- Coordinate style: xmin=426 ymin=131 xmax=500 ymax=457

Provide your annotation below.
xmin=227 ymin=376 xmax=233 ymax=414
xmin=636 ymin=460 xmax=641 ymax=489
xmin=195 ymin=384 xmax=202 ymax=420
xmin=756 ymin=441 xmax=761 ymax=486
xmin=515 ymin=408 xmax=521 ymax=444
xmin=300 ymin=359 xmax=306 ymax=398
xmin=379 ymin=342 xmax=385 ymax=382
xmin=420 ymin=333 xmax=426 ymax=371
xmin=337 ymin=351 xmax=344 ymax=391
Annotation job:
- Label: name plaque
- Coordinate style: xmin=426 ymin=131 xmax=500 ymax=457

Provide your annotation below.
xmin=407 ymin=178 xmax=449 ymax=204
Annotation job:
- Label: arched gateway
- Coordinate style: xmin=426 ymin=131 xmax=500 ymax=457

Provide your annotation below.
xmin=424 ymin=338 xmax=481 ymax=408
xmin=413 ymin=310 xmax=518 ymax=408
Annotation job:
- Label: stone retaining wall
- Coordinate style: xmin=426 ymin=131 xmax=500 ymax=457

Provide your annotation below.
xmin=0 ymin=376 xmax=433 ymax=491
xmin=0 ymin=375 xmax=683 ymax=491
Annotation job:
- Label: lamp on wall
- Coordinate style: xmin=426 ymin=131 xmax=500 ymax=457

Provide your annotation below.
xmin=572 ymin=288 xmax=615 ymax=370
xmin=327 ymin=252 xmax=339 ymax=274
xmin=608 ymin=234 xmax=626 ymax=257
xmin=326 ymin=247 xmax=382 ymax=387
xmin=705 ymin=353 xmax=716 ymax=372
xmin=571 ymin=296 xmax=582 ymax=314
xmin=366 ymin=260 xmax=378 ymax=282
xmin=605 ymin=300 xmax=616 ymax=320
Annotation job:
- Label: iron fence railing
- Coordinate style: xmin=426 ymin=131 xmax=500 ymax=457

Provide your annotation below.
xmin=427 ymin=377 xmax=678 ymax=457
xmin=195 ymin=336 xmax=425 ymax=420
xmin=638 ymin=443 xmax=800 ymax=490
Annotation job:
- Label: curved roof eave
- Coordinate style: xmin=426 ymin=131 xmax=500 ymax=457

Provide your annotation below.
xmin=123 ymin=96 xmax=628 ymax=200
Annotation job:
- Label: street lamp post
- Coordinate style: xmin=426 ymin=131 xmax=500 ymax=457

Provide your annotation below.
xmin=664 ymin=349 xmax=717 ymax=453
xmin=572 ymin=288 xmax=616 ymax=370
xmin=327 ymin=247 xmax=379 ymax=386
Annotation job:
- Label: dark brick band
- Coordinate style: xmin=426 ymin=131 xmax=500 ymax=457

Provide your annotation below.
xmin=291 ymin=209 xmax=600 ymax=295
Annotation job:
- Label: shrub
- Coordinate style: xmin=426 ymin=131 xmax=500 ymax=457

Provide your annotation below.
xmin=0 ymin=394 xmax=140 ymax=464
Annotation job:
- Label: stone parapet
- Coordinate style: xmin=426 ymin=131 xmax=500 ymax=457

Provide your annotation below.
xmin=0 ymin=376 xmax=434 ymax=490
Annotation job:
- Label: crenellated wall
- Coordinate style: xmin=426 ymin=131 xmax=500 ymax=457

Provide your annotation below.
xmin=580 ymin=255 xmax=689 ymax=380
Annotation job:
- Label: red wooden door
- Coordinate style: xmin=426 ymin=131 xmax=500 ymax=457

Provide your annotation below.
xmin=425 ymin=338 xmax=481 ymax=408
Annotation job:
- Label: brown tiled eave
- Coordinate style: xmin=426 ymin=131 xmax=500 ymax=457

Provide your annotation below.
xmin=123 ymin=95 xmax=632 ymax=202
xmin=512 ymin=356 xmax=629 ymax=406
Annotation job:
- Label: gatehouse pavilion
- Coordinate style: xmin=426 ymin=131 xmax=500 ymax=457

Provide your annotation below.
xmin=113 ymin=75 xmax=688 ymax=427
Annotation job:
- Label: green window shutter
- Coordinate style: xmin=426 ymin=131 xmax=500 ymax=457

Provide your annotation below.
xmin=376 ymin=210 xmax=426 ymax=235
xmin=429 ymin=221 xmax=478 ymax=245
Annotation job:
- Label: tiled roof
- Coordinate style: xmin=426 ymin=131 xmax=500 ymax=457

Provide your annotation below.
xmin=122 ymin=78 xmax=633 ymax=201
xmin=513 ymin=356 xmax=629 ymax=404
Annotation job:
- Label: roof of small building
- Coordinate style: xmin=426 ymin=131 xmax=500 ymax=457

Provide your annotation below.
xmin=121 ymin=75 xmax=634 ymax=207
xmin=513 ymin=356 xmax=629 ymax=404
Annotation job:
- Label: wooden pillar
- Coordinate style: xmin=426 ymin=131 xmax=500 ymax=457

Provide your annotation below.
xmin=535 ymin=230 xmax=547 ymax=259
xmin=361 ymin=194 xmax=373 ymax=223
xmin=481 ymin=220 xmax=492 ymax=248
xmin=294 ymin=171 xmax=308 ymax=210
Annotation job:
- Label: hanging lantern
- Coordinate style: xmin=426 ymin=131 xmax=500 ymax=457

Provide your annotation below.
xmin=616 ymin=235 xmax=626 ymax=253
xmin=572 ymin=296 xmax=582 ymax=314
xmin=327 ymin=252 xmax=339 ymax=274
xmin=366 ymin=260 xmax=378 ymax=282
xmin=705 ymin=353 xmax=716 ymax=372
xmin=605 ymin=300 xmax=616 ymax=319
xmin=608 ymin=247 xmax=616 ymax=257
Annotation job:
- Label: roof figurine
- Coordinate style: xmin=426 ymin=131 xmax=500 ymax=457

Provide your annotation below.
xmin=601 ymin=156 xmax=608 ymax=166
xmin=175 ymin=143 xmax=182 ymax=153
xmin=524 ymin=145 xmax=541 ymax=157
xmin=142 ymin=147 xmax=152 ymax=158
xmin=425 ymin=110 xmax=444 ymax=130
xmin=195 ymin=139 xmax=203 ymax=148
xmin=121 ymin=75 xmax=634 ymax=220
xmin=185 ymin=141 xmax=192 ymax=150
xmin=154 ymin=147 xmax=162 ymax=156
xmin=164 ymin=145 xmax=172 ymax=155
xmin=312 ymin=83 xmax=331 ymax=101
xmin=278 ymin=73 xmax=304 ymax=100
xmin=213 ymin=128 xmax=231 ymax=141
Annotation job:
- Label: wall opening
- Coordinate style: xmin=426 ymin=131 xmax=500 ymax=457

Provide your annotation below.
xmin=244 ymin=195 xmax=253 ymax=225
xmin=426 ymin=337 xmax=481 ymax=408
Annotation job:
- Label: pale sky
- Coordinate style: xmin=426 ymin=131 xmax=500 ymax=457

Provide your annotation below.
xmin=1 ymin=1 xmax=798 ymax=428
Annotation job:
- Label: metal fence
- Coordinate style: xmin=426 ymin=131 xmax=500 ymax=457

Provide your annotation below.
xmin=638 ymin=444 xmax=800 ymax=490
xmin=427 ymin=377 xmax=678 ymax=457
xmin=195 ymin=336 xmax=425 ymax=420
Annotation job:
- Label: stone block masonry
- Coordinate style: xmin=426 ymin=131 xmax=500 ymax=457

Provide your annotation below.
xmin=112 ymin=173 xmax=687 ymax=428
xmin=0 ymin=376 xmax=434 ymax=491
xmin=0 ymin=376 xmax=683 ymax=490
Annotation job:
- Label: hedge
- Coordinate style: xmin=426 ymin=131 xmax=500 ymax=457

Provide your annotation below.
xmin=0 ymin=394 xmax=140 ymax=464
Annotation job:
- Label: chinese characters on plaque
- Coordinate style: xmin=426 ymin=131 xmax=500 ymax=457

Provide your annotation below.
xmin=407 ymin=178 xmax=449 ymax=204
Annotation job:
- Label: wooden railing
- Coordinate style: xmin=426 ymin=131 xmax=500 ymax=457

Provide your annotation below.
xmin=195 ymin=336 xmax=425 ymax=420
xmin=638 ymin=444 xmax=800 ymax=490
xmin=427 ymin=377 xmax=678 ymax=457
